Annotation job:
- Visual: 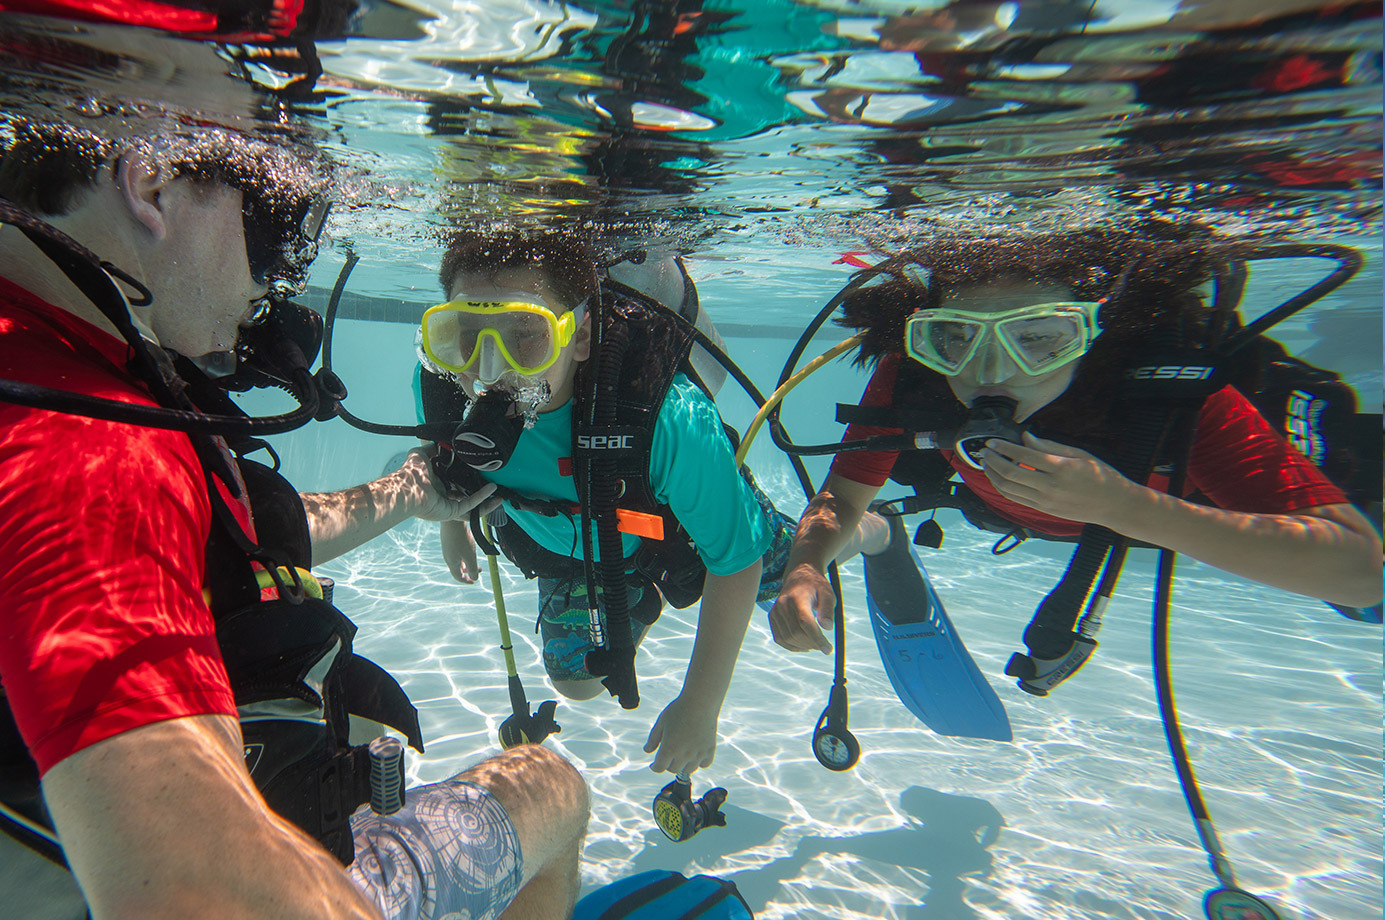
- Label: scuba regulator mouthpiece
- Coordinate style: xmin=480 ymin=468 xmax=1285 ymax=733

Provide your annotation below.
xmin=652 ymin=773 xmax=728 ymax=843
xmin=431 ymin=388 xmax=526 ymax=495
xmin=219 ymin=297 xmax=347 ymax=421
xmin=953 ymin=396 xmax=1025 ymax=469
xmin=498 ymin=698 xmax=561 ymax=749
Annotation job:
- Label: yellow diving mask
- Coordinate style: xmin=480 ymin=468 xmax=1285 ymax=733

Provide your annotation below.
xmin=421 ymin=298 xmax=584 ymax=379
xmin=904 ymin=301 xmax=1101 ymax=377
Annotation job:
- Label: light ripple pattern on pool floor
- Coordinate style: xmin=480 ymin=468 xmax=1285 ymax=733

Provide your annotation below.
xmin=319 ymin=504 xmax=1382 ymax=920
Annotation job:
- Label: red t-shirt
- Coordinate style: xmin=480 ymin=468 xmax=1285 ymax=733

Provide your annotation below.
xmin=0 ymin=278 xmax=241 ymax=775
xmin=830 ymin=353 xmax=1349 ymax=538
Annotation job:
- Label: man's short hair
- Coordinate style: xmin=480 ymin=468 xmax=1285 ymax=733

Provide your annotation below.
xmin=0 ymin=124 xmax=111 ymax=215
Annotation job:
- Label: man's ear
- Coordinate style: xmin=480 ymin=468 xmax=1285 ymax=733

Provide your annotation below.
xmin=113 ymin=153 xmax=169 ymax=240
xmin=571 ymin=311 xmax=592 ymax=362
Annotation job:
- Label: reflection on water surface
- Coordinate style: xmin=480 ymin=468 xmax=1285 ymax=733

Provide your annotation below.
xmin=0 ymin=3 xmax=1379 ymax=919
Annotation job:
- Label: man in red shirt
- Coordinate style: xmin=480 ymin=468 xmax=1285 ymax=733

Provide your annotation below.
xmin=0 ymin=121 xmax=587 ymax=920
xmin=770 ymin=230 xmax=1381 ymax=663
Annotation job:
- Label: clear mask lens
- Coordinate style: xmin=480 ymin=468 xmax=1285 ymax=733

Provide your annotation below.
xmin=995 ymin=314 xmax=1086 ymax=372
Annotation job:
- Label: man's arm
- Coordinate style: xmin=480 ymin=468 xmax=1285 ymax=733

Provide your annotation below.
xmin=302 ymin=448 xmax=495 ymax=565
xmin=42 ymin=714 xmax=382 ymax=920
xmin=768 ymin=473 xmax=882 ymax=653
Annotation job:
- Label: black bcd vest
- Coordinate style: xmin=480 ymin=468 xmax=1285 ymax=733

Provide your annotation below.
xmin=841 ymin=339 xmax=1380 ymax=544
xmin=420 ymin=281 xmax=720 ymax=609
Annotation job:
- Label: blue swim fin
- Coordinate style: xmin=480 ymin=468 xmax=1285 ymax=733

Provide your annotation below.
xmin=1326 ymin=601 xmax=1383 ymax=624
xmin=864 ymin=513 xmax=1012 ymax=742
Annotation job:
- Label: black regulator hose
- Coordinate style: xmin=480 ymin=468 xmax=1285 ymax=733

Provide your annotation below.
xmin=1151 ymin=419 xmax=1284 ymax=920
xmin=1223 ymin=243 xmax=1362 ymax=352
xmin=580 ymin=310 xmax=641 ymax=709
xmin=766 ymin=250 xmax=929 ymax=457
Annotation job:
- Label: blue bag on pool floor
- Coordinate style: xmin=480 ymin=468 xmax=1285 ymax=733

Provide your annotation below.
xmin=573 ymin=870 xmax=753 ymax=920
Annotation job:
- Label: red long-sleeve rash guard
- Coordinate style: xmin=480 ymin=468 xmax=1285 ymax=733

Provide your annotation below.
xmin=0 ymin=278 xmax=242 ymax=775
xmin=830 ymin=353 xmax=1347 ymax=538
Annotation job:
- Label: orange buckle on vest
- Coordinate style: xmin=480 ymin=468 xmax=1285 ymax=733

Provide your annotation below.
xmin=616 ymin=508 xmax=664 ymax=540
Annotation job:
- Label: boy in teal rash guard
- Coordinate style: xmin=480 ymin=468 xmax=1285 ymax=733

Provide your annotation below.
xmin=414 ymin=233 xmax=879 ymax=775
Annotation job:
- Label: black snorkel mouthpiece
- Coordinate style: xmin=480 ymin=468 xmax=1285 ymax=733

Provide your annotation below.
xmin=953 ymin=396 xmax=1024 ymax=469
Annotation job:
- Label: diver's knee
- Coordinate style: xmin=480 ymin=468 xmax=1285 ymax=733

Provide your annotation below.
xmin=552 ymin=678 xmax=604 ymax=701
xmin=472 ymin=746 xmax=588 ymax=849
xmin=452 ymin=746 xmax=587 ymax=884
xmin=463 ymin=745 xmax=588 ymax=819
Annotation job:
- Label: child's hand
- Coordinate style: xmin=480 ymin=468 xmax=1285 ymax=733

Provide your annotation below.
xmin=644 ymin=695 xmax=719 ymax=775
xmin=440 ymin=519 xmax=481 ymax=584
xmin=982 ymin=432 xmax=1139 ymax=528
xmin=767 ymin=563 xmax=835 ymax=654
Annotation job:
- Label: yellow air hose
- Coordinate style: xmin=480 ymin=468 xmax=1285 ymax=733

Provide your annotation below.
xmin=734 ymin=333 xmax=865 ymax=468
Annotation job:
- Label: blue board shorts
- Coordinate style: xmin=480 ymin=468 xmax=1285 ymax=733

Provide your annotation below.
xmin=538 ymin=484 xmax=796 ymax=683
xmin=347 ymin=779 xmax=523 ymax=920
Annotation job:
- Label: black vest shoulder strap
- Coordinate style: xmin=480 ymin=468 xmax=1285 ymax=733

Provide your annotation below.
xmin=574 ymin=280 xmax=698 ymax=513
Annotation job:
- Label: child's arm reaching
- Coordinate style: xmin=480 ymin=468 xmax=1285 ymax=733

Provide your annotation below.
xmin=643 ymin=558 xmax=763 ymax=775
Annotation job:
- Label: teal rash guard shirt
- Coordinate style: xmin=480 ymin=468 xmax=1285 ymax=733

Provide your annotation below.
xmin=416 ymin=368 xmax=772 ymax=574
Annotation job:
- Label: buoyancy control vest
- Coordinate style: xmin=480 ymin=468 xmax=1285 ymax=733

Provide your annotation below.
xmin=0 ymin=375 xmax=426 ymax=902
xmin=420 ymin=279 xmax=719 ymax=610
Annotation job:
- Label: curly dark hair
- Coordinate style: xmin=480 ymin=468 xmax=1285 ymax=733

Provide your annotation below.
xmin=836 ymin=220 xmax=1246 ymax=439
xmin=438 ymin=230 xmax=600 ymax=312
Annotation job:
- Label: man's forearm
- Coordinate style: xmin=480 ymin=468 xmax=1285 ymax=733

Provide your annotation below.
xmin=302 ymin=468 xmax=424 ymax=565
xmin=43 ymin=715 xmax=383 ymax=920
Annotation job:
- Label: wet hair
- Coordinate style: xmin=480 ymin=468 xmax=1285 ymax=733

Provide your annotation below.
xmin=0 ymin=124 xmax=112 ymax=215
xmin=836 ymin=220 xmax=1237 ymax=438
xmin=0 ymin=122 xmax=327 ymax=214
xmin=438 ymin=230 xmax=601 ymax=312
xmin=1 ymin=122 xmax=330 ymax=292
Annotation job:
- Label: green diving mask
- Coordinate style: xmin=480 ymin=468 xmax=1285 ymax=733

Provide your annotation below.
xmin=904 ymin=301 xmax=1101 ymax=377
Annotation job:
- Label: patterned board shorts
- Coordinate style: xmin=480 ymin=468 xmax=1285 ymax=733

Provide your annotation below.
xmin=538 ymin=483 xmax=796 ymax=683
xmin=347 ymin=779 xmax=523 ymax=920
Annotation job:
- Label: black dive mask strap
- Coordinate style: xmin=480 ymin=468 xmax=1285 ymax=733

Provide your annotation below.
xmin=0 ymin=199 xmax=179 ymax=404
